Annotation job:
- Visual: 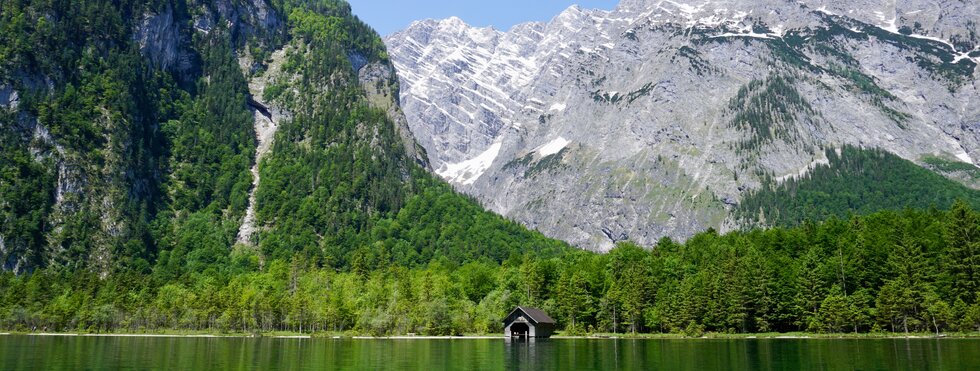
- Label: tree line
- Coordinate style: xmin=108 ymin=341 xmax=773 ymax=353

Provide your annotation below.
xmin=2 ymin=201 xmax=977 ymax=336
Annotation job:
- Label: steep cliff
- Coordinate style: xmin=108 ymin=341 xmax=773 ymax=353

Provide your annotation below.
xmin=386 ymin=0 xmax=980 ymax=250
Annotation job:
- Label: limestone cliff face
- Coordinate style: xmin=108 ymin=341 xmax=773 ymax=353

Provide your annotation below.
xmin=134 ymin=4 xmax=191 ymax=73
xmin=135 ymin=0 xmax=283 ymax=75
xmin=357 ymin=59 xmax=432 ymax=171
xmin=386 ymin=0 xmax=979 ymax=251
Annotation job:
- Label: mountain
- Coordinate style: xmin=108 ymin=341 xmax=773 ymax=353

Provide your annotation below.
xmin=0 ymin=0 xmax=566 ymax=275
xmin=2 ymin=0 xmax=980 ymax=338
xmin=385 ymin=0 xmax=980 ymax=251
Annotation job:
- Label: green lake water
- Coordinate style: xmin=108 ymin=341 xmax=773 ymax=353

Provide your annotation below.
xmin=1 ymin=335 xmax=978 ymax=370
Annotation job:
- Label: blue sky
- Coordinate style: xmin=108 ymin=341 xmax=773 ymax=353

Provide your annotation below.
xmin=348 ymin=1 xmax=620 ymax=36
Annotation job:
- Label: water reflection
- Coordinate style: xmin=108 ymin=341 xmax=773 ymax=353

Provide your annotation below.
xmin=505 ymin=336 xmax=537 ymax=369
xmin=1 ymin=335 xmax=978 ymax=370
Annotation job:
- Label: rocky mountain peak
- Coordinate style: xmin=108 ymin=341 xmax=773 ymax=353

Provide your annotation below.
xmin=386 ymin=0 xmax=978 ymax=251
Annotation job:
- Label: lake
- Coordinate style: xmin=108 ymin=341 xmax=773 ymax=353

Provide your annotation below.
xmin=1 ymin=335 xmax=978 ymax=370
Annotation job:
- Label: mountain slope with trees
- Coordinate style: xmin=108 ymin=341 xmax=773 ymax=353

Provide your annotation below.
xmin=737 ymin=146 xmax=980 ymax=227
xmin=0 ymin=0 xmax=566 ymax=278
xmin=0 ymin=0 xmax=569 ymax=334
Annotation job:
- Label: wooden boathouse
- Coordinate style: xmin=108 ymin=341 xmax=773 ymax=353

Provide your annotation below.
xmin=503 ymin=306 xmax=555 ymax=339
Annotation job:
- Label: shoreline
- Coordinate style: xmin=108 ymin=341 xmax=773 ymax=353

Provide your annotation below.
xmin=2 ymin=332 xmax=978 ymax=340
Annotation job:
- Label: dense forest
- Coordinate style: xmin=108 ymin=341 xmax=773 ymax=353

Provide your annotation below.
xmin=738 ymin=146 xmax=980 ymax=227
xmin=1 ymin=0 xmax=979 ymax=337
xmin=1 ymin=202 xmax=978 ymax=336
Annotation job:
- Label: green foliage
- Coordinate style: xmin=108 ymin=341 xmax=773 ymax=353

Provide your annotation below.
xmin=590 ymin=90 xmax=623 ymax=104
xmin=942 ymin=201 xmax=980 ymax=304
xmin=828 ymin=64 xmax=896 ymax=101
xmin=606 ymin=242 xmax=653 ymax=333
xmin=0 ymin=0 xmax=571 ymax=279
xmin=0 ymin=118 xmax=55 ymax=270
xmin=245 ymin=1 xmax=569 ymax=269
xmin=502 ymin=153 xmax=535 ymax=171
xmin=502 ymin=149 xmax=569 ymax=178
xmin=280 ymin=0 xmax=388 ymax=62
xmin=0 ymin=0 xmax=199 ymax=272
xmin=674 ymin=46 xmax=715 ymax=76
xmin=738 ymin=146 xmax=980 ymax=226
xmin=4 ymin=205 xmax=978 ymax=336
xmin=525 ymin=149 xmax=569 ymax=178
xmin=162 ymin=35 xmax=254 ymax=218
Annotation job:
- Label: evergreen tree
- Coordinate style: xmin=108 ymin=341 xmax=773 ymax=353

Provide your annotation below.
xmin=555 ymin=269 xmax=592 ymax=333
xmin=876 ymin=228 xmax=934 ymax=333
xmin=607 ymin=242 xmax=653 ymax=334
xmin=942 ymin=200 xmax=979 ymax=303
xmin=795 ymin=247 xmax=825 ymax=331
xmin=817 ymin=287 xmax=850 ymax=333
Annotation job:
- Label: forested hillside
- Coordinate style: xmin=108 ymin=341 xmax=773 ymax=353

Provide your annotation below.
xmin=738 ymin=146 xmax=980 ymax=227
xmin=0 ymin=0 xmax=565 ymax=276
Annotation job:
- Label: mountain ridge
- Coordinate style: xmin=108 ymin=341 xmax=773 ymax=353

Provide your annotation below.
xmin=386 ymin=0 xmax=980 ymax=251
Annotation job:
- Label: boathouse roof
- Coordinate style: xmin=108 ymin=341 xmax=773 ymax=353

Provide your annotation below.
xmin=504 ymin=306 xmax=556 ymax=324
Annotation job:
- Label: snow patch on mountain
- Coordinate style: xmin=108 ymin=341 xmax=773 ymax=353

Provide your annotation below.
xmin=863 ymin=15 xmax=978 ymax=62
xmin=956 ymin=152 xmax=975 ymax=165
xmin=712 ymin=24 xmax=782 ymax=40
xmin=538 ymin=137 xmax=571 ymax=157
xmin=437 ymin=141 xmax=502 ymax=185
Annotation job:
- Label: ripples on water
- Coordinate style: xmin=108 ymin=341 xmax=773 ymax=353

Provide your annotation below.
xmin=1 ymin=335 xmax=978 ymax=370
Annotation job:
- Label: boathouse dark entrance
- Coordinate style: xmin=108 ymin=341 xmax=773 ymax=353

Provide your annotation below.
xmin=510 ymin=322 xmax=530 ymax=338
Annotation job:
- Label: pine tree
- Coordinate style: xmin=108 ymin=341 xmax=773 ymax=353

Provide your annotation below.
xmin=607 ymin=242 xmax=652 ymax=334
xmin=795 ymin=247 xmax=825 ymax=331
xmin=555 ymin=270 xmax=592 ymax=333
xmin=817 ymin=287 xmax=850 ymax=333
xmin=942 ymin=200 xmax=979 ymax=303
xmin=876 ymin=228 xmax=934 ymax=333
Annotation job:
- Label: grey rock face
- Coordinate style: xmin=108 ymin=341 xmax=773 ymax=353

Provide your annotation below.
xmin=136 ymin=1 xmax=282 ymax=74
xmin=0 ymin=85 xmax=18 ymax=110
xmin=0 ymin=235 xmax=5 ymax=271
xmin=200 ymin=0 xmax=281 ymax=38
xmin=358 ymin=60 xmax=432 ymax=170
xmin=134 ymin=4 xmax=194 ymax=73
xmin=238 ymin=46 xmax=290 ymax=247
xmin=386 ymin=0 xmax=979 ymax=251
